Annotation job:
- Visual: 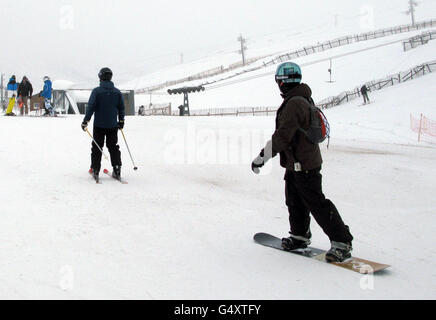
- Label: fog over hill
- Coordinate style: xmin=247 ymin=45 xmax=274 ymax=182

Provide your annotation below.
xmin=1 ymin=0 xmax=436 ymax=89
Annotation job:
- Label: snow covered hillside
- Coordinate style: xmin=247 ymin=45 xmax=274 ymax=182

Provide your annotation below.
xmin=0 ymin=71 xmax=435 ymax=299
xmin=132 ymin=30 xmax=436 ymax=111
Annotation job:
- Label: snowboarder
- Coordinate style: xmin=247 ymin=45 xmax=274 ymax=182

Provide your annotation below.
xmin=5 ymin=94 xmax=17 ymax=116
xmin=361 ymin=85 xmax=370 ymax=105
xmin=41 ymin=76 xmax=54 ymax=116
xmin=251 ymin=62 xmax=354 ymax=263
xmin=7 ymin=75 xmax=18 ymax=93
xmin=81 ymin=67 xmax=125 ymax=181
xmin=17 ymin=76 xmax=33 ymax=116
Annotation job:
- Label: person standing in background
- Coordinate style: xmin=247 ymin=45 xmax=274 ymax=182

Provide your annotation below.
xmin=41 ymin=76 xmax=54 ymax=116
xmin=17 ymin=76 xmax=33 ymax=116
xmin=6 ymin=75 xmax=18 ymax=114
xmin=360 ymin=85 xmax=371 ymax=105
xmin=7 ymin=75 xmax=18 ymax=93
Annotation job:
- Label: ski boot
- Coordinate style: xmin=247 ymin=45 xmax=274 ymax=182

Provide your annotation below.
xmin=112 ymin=166 xmax=121 ymax=180
xmin=325 ymin=241 xmax=353 ymax=263
xmin=89 ymin=168 xmax=99 ymax=179
xmin=282 ymin=231 xmax=312 ymax=251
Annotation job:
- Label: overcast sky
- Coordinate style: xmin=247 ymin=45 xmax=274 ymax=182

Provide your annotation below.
xmin=1 ymin=0 xmax=436 ymax=88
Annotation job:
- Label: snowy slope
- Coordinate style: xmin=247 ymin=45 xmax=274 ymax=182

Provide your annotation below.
xmin=0 ymin=72 xmax=435 ymax=299
xmin=132 ymin=30 xmax=436 ymax=111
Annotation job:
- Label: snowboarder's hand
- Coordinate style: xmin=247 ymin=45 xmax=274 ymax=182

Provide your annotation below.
xmin=81 ymin=121 xmax=88 ymax=132
xmin=251 ymin=155 xmax=265 ymax=174
xmin=118 ymin=120 xmax=125 ymax=130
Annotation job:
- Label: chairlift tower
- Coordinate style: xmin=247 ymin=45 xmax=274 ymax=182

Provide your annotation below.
xmin=237 ymin=35 xmax=247 ymax=66
xmin=405 ymin=0 xmax=418 ymax=27
xmin=168 ymin=86 xmax=205 ymax=116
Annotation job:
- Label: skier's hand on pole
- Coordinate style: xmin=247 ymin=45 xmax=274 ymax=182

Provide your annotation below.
xmin=118 ymin=120 xmax=125 ymax=130
xmin=84 ymin=127 xmax=109 ymax=161
xmin=81 ymin=120 xmax=88 ymax=131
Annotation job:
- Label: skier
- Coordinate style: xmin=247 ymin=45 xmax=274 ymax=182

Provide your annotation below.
xmin=81 ymin=67 xmax=125 ymax=181
xmin=41 ymin=76 xmax=54 ymax=116
xmin=17 ymin=76 xmax=33 ymax=116
xmin=251 ymin=62 xmax=354 ymax=263
xmin=360 ymin=85 xmax=370 ymax=105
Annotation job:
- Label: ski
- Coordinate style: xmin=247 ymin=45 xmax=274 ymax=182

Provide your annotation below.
xmin=89 ymin=169 xmax=102 ymax=184
xmin=103 ymin=169 xmax=128 ymax=184
xmin=254 ymin=233 xmax=391 ymax=274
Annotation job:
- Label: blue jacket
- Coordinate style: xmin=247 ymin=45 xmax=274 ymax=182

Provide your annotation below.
xmin=84 ymin=81 xmax=125 ymax=129
xmin=7 ymin=77 xmax=18 ymax=91
xmin=41 ymin=80 xmax=52 ymax=99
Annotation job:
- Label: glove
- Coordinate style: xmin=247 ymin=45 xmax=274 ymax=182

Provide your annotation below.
xmin=81 ymin=121 xmax=88 ymax=131
xmin=251 ymin=141 xmax=274 ymax=174
xmin=251 ymin=154 xmax=265 ymax=174
xmin=118 ymin=120 xmax=125 ymax=130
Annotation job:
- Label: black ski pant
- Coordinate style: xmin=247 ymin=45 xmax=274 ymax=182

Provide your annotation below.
xmin=285 ymin=168 xmax=353 ymax=244
xmin=363 ymin=93 xmax=370 ymax=104
xmin=91 ymin=127 xmax=122 ymax=173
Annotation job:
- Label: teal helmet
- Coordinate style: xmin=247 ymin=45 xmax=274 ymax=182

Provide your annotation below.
xmin=275 ymin=62 xmax=302 ymax=84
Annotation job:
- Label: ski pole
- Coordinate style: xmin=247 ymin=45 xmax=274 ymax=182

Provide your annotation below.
xmin=120 ymin=129 xmax=138 ymax=171
xmin=85 ymin=128 xmax=109 ymax=161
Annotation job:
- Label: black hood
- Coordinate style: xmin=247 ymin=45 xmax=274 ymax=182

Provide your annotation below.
xmin=281 ymin=83 xmax=312 ymax=100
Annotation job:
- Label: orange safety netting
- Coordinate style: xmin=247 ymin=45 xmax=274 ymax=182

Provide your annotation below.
xmin=410 ymin=114 xmax=436 ymax=143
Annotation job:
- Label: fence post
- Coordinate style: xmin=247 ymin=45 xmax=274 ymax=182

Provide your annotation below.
xmin=418 ymin=113 xmax=424 ymax=142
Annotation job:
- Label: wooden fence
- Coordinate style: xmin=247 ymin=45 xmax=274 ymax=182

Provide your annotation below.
xmin=137 ymin=19 xmax=436 ymax=95
xmin=403 ymin=30 xmax=436 ymax=51
xmin=317 ymin=60 xmax=436 ymax=110
xmin=179 ymin=59 xmax=436 ymax=117
xmin=199 ymin=19 xmax=436 ymax=88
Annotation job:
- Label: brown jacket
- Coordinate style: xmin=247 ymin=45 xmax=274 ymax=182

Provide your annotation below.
xmin=270 ymin=83 xmax=323 ymax=172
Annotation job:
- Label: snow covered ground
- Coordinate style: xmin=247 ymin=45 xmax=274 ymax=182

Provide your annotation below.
xmin=0 ymin=71 xmax=435 ymax=299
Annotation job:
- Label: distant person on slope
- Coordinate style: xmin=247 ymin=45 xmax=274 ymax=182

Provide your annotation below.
xmin=17 ymin=76 xmax=33 ymax=116
xmin=41 ymin=76 xmax=54 ymax=116
xmin=251 ymin=62 xmax=354 ymax=263
xmin=361 ymin=84 xmax=370 ymax=105
xmin=138 ymin=105 xmax=145 ymax=116
xmin=81 ymin=67 xmax=125 ymax=181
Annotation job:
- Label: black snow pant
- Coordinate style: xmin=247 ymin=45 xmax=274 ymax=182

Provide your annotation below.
xmin=363 ymin=93 xmax=370 ymax=104
xmin=91 ymin=127 xmax=122 ymax=173
xmin=285 ymin=168 xmax=353 ymax=244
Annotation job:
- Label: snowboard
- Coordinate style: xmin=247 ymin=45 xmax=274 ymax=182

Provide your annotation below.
xmin=254 ymin=233 xmax=390 ymax=274
xmin=6 ymin=97 xmax=16 ymax=114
